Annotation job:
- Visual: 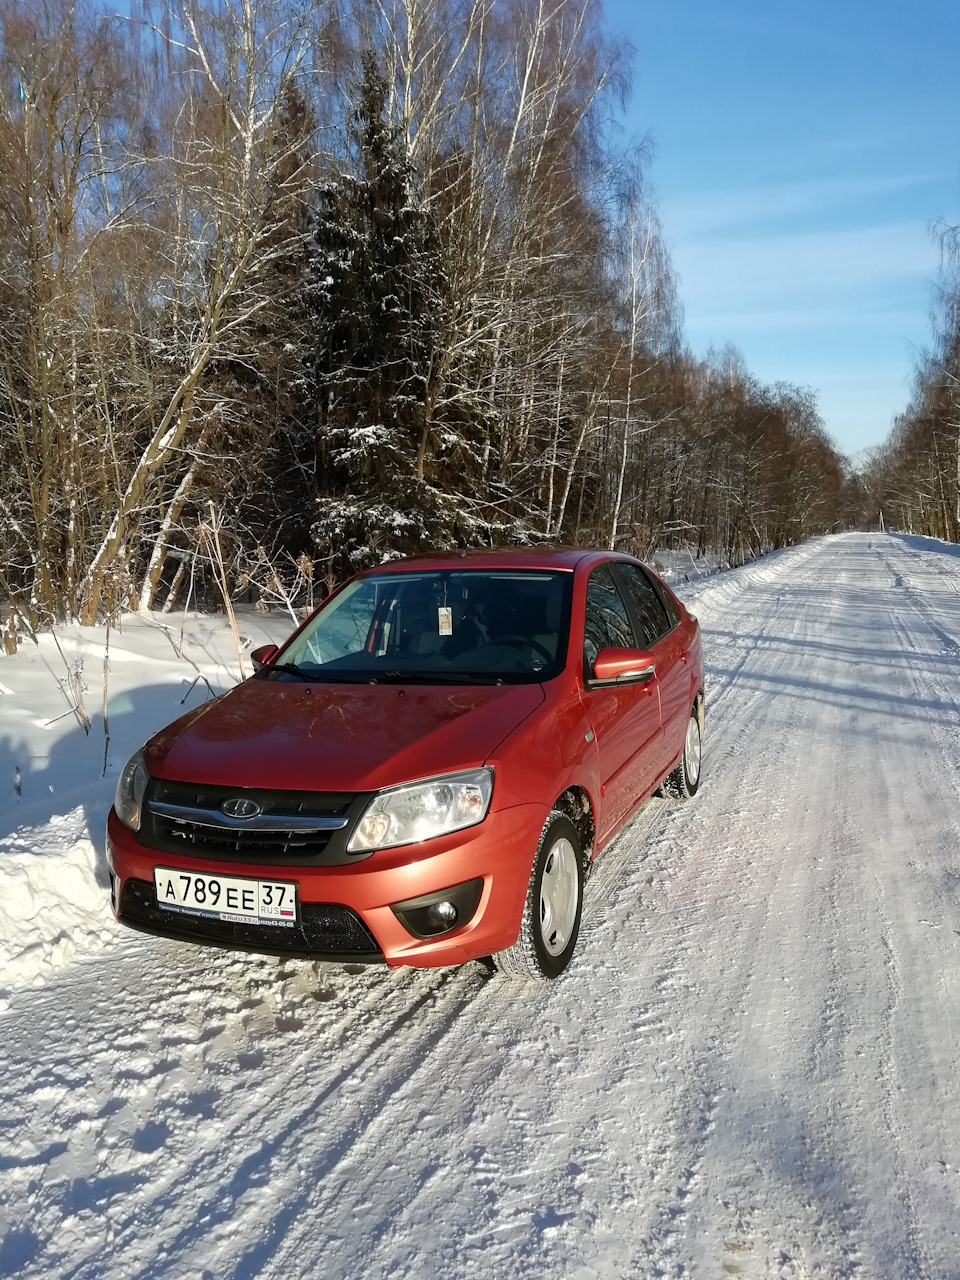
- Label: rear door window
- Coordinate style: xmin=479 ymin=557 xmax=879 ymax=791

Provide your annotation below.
xmin=615 ymin=563 xmax=671 ymax=648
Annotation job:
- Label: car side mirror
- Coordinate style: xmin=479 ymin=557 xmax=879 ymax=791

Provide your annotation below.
xmin=591 ymin=646 xmax=656 ymax=684
xmin=250 ymin=643 xmax=279 ymax=672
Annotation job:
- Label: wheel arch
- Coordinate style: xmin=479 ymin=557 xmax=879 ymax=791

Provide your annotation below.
xmin=552 ymin=785 xmax=596 ymax=868
xmin=694 ymin=687 xmax=705 ymax=734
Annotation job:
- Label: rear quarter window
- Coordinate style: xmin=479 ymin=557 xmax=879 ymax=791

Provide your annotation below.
xmin=652 ymin=576 xmax=682 ymax=628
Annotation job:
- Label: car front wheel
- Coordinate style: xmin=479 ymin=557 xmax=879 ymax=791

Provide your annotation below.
xmin=493 ymin=812 xmax=584 ymax=980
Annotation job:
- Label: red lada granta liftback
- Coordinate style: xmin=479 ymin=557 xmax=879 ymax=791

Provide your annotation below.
xmin=108 ymin=548 xmax=704 ymax=980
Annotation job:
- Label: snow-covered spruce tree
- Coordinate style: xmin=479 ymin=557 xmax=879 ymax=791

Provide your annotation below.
xmin=303 ymin=49 xmax=480 ymax=578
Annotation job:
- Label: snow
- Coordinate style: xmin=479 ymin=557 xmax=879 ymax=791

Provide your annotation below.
xmin=3 ymin=532 xmax=960 ymax=1276
xmin=0 ymin=611 xmax=292 ymax=1006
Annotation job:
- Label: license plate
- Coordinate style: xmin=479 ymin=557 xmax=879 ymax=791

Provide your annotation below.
xmin=154 ymin=868 xmax=298 ymax=927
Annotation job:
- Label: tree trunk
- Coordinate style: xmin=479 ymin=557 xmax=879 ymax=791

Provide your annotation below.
xmin=139 ymin=415 xmax=215 ymax=611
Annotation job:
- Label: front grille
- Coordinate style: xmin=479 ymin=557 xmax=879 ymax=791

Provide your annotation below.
xmin=153 ymin=817 xmax=333 ymax=859
xmin=138 ymin=779 xmax=375 ymax=865
xmin=120 ymin=878 xmax=383 ymax=959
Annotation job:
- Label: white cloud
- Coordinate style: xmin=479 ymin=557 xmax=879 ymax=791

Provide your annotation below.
xmin=675 ymin=222 xmax=938 ymax=323
xmin=664 ymin=172 xmax=947 ymax=238
xmin=688 ymin=305 xmax=922 ymax=333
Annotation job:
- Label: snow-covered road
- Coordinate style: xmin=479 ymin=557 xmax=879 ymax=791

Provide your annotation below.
xmin=4 ymin=532 xmax=960 ymax=1279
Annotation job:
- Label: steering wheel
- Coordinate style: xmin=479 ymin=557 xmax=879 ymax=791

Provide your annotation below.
xmin=490 ymin=633 xmax=554 ymax=663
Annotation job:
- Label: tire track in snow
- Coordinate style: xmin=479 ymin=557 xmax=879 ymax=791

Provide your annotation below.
xmin=616 ymin=535 xmax=927 ymax=1277
xmin=2 ymin=948 xmax=491 ymax=1280
xmin=872 ymin=873 xmax=934 ymax=1280
xmin=684 ymin=536 xmax=844 ymax=722
xmin=853 ymin=535 xmax=960 ymax=1276
xmin=534 ymin=538 xmax=860 ymax=1277
xmin=562 ymin=548 xmax=853 ymax=1277
xmin=137 ymin=966 xmax=494 ymax=1280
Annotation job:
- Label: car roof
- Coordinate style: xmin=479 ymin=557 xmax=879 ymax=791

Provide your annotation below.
xmin=361 ymin=547 xmax=630 ymax=574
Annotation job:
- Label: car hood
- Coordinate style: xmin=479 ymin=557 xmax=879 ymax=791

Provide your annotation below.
xmin=144 ymin=679 xmax=545 ymax=793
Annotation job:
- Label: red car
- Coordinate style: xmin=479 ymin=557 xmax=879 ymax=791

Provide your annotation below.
xmin=108 ymin=549 xmax=704 ymax=980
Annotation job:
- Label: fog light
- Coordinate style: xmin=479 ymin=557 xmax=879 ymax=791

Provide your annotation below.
xmin=427 ymin=900 xmax=458 ymax=929
xmin=391 ymin=878 xmax=484 ymax=939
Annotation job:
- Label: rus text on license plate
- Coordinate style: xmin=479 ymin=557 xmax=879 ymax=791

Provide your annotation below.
xmin=154 ymin=868 xmax=298 ymax=927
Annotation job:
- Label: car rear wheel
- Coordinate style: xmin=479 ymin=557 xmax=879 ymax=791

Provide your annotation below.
xmin=664 ymin=705 xmax=702 ymax=800
xmin=492 ymin=812 xmax=584 ymax=980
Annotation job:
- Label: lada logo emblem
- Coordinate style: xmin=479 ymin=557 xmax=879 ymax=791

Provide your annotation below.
xmin=220 ymin=797 xmax=262 ymax=820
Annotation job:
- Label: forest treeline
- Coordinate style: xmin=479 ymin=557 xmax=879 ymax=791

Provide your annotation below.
xmin=0 ymin=0 xmax=851 ymax=628
xmin=864 ymin=225 xmax=960 ymax=541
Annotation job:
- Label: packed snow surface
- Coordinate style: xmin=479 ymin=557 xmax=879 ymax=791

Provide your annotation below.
xmin=3 ymin=532 xmax=960 ymax=1278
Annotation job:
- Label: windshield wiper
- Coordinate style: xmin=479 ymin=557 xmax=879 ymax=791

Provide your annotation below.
xmin=262 ymin=662 xmax=322 ymax=682
xmin=263 ymin=665 xmax=393 ymax=684
xmin=266 ymin=665 xmax=509 ymax=686
xmin=368 ymin=670 xmax=503 ymax=685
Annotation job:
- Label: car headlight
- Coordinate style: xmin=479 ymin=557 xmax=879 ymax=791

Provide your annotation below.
xmin=115 ymin=749 xmax=150 ymax=831
xmin=348 ymin=768 xmax=494 ymax=852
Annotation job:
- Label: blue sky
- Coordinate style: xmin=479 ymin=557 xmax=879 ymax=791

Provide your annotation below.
xmin=602 ymin=0 xmax=960 ymax=456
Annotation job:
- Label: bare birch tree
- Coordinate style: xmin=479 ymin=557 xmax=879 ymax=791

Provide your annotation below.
xmin=79 ymin=0 xmax=323 ymax=619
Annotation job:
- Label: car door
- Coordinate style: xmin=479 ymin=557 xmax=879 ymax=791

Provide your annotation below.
xmin=614 ymin=562 xmax=689 ymax=776
xmin=581 ymin=563 xmax=663 ymax=843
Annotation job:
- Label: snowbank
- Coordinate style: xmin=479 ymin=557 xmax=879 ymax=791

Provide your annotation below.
xmin=0 ymin=610 xmax=292 ymax=998
xmin=677 ymin=533 xmax=829 ymax=614
xmin=0 ymin=812 xmax=113 ymax=1010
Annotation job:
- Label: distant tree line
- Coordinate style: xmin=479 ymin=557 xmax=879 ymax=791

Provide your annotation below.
xmin=863 ymin=225 xmax=960 ymax=541
xmin=0 ymin=0 xmax=848 ymax=627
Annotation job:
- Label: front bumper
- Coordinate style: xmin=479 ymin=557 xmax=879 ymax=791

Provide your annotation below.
xmin=107 ymin=802 xmax=548 ymax=967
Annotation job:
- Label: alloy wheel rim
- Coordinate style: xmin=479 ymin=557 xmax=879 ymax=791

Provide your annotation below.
xmin=539 ymin=837 xmax=579 ymax=956
xmin=685 ymin=716 xmax=702 ymax=786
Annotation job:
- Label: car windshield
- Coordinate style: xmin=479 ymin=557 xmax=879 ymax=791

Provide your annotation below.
xmin=265 ymin=569 xmax=572 ymax=684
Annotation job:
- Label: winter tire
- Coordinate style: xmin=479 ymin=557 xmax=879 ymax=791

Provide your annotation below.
xmin=493 ymin=812 xmax=584 ymax=980
xmin=664 ymin=705 xmax=702 ymax=800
